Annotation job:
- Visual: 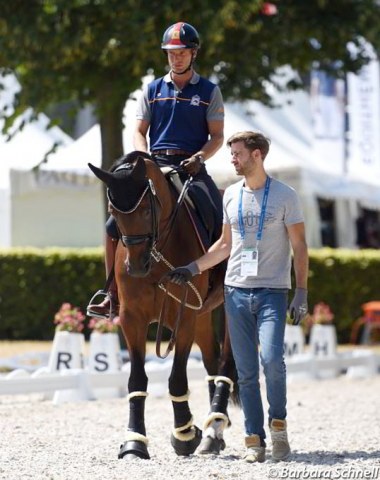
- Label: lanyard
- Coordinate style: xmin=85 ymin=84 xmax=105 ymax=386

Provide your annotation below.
xmin=238 ymin=176 xmax=271 ymax=243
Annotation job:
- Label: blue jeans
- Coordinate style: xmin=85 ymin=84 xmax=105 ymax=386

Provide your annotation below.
xmin=224 ymin=286 xmax=288 ymax=443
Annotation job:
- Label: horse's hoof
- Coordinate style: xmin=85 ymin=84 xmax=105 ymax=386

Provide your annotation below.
xmin=118 ymin=440 xmax=150 ymax=460
xmin=171 ymin=426 xmax=202 ymax=456
xmin=198 ymin=436 xmax=226 ymax=455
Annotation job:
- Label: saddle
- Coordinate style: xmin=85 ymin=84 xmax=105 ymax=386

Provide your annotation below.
xmin=161 ymin=167 xmax=210 ymax=253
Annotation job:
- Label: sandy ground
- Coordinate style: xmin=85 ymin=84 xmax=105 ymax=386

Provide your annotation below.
xmin=1 ymin=375 xmax=380 ymax=480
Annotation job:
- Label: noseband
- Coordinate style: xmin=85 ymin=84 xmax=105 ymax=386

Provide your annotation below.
xmin=107 ymin=176 xmax=159 ymax=249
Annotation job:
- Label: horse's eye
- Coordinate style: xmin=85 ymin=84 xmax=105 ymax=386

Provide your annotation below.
xmin=144 ymin=207 xmax=151 ymax=217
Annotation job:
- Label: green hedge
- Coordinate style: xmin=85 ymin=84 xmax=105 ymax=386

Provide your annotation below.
xmin=0 ymin=248 xmax=104 ymax=340
xmin=0 ymin=247 xmax=379 ymax=343
xmin=306 ymin=248 xmax=380 ymax=342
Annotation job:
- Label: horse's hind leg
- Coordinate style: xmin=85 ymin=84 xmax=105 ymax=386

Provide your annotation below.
xmin=199 ymin=376 xmax=234 ymax=455
xmin=168 ymin=328 xmax=202 ymax=456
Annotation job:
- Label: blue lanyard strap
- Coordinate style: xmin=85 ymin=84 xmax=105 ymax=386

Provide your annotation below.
xmin=238 ymin=176 xmax=271 ymax=242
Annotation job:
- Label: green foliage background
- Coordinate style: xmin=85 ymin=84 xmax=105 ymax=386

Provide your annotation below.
xmin=1 ymin=0 xmax=380 ymax=172
xmin=0 ymin=247 xmax=379 ymax=343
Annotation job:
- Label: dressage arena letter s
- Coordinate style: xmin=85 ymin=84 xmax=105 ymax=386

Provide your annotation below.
xmin=93 ymin=353 xmax=109 ymax=372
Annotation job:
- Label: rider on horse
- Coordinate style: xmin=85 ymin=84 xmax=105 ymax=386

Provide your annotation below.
xmin=88 ymin=22 xmax=224 ymax=319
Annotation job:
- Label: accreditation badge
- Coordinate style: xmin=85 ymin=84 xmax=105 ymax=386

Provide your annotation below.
xmin=240 ymin=248 xmax=259 ymax=276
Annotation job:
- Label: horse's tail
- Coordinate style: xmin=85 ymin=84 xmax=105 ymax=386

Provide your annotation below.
xmin=214 ymin=305 xmax=240 ymax=407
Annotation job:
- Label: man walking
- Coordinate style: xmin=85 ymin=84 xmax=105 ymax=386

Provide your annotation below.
xmin=167 ymin=131 xmax=309 ymax=462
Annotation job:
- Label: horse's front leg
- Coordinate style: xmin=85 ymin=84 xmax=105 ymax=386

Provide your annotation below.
xmin=118 ymin=319 xmax=150 ymax=460
xmin=168 ymin=326 xmax=202 ymax=456
xmin=195 ymin=311 xmax=235 ymax=455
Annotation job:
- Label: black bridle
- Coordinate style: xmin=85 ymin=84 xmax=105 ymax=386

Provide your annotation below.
xmin=107 ymin=177 xmax=160 ymax=250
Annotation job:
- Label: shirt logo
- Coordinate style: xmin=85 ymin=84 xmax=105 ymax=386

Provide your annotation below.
xmin=190 ymin=95 xmax=201 ymax=106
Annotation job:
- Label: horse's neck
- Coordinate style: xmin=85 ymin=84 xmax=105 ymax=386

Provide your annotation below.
xmin=146 ymin=163 xmax=175 ymax=221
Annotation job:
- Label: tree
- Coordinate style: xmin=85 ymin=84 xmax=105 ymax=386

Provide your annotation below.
xmin=1 ymin=0 xmax=379 ymax=186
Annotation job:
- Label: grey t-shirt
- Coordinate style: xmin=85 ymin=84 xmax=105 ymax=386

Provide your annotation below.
xmin=223 ymin=177 xmax=304 ymax=289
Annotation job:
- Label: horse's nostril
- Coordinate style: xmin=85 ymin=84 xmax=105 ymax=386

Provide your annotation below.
xmin=124 ymin=257 xmax=151 ymax=278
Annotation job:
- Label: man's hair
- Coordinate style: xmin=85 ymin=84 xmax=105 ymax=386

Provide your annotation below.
xmin=226 ymin=131 xmax=271 ymax=159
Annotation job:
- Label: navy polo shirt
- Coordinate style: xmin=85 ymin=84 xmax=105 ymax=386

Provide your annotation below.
xmin=137 ymin=72 xmax=224 ymax=153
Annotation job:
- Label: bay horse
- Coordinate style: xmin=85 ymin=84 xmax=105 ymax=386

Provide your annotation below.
xmin=88 ymin=151 xmax=238 ymax=460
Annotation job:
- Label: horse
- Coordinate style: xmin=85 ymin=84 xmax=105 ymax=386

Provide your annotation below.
xmin=88 ymin=151 xmax=238 ymax=460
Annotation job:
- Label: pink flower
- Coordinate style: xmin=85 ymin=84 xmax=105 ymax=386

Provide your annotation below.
xmin=311 ymin=302 xmax=335 ymax=325
xmin=88 ymin=316 xmax=120 ymax=334
xmin=54 ymin=302 xmax=86 ymax=333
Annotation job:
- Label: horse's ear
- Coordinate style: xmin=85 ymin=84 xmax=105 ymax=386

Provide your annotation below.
xmin=131 ymin=156 xmax=147 ymax=181
xmin=88 ymin=163 xmax=113 ymax=186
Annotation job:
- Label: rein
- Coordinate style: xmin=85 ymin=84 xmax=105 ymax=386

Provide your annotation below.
xmin=155 ymin=277 xmax=189 ymax=359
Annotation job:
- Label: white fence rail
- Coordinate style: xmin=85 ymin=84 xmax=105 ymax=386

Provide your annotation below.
xmin=1 ymin=327 xmax=378 ymax=403
xmin=1 ymin=350 xmax=379 ymax=404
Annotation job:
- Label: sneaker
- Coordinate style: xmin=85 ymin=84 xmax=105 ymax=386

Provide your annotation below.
xmin=244 ymin=434 xmax=266 ymax=463
xmin=270 ymin=419 xmax=291 ymax=461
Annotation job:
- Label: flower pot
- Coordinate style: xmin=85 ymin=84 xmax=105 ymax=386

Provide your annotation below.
xmin=88 ymin=332 xmax=122 ymax=372
xmin=309 ymin=324 xmax=337 ymax=357
xmin=284 ymin=325 xmax=305 ymax=358
xmin=47 ymin=331 xmax=85 ymax=372
xmin=88 ymin=332 xmax=123 ymax=399
xmin=309 ymin=324 xmax=338 ymax=379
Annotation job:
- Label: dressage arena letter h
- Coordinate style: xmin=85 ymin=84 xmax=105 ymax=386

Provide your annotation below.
xmin=313 ymin=342 xmax=329 ymax=356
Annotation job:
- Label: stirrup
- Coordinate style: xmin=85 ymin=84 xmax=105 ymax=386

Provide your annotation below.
xmin=86 ymin=290 xmax=112 ymax=319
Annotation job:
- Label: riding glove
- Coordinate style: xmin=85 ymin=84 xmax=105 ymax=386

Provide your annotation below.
xmin=289 ymin=287 xmax=308 ymax=325
xmin=167 ymin=261 xmax=200 ymax=285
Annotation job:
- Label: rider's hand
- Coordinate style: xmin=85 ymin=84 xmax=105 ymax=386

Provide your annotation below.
xmin=180 ymin=155 xmax=204 ymax=176
xmin=166 ymin=261 xmax=200 ymax=285
xmin=289 ymin=288 xmax=308 ymax=325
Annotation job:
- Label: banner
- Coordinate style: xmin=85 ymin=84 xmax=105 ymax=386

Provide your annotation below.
xmin=310 ymin=67 xmax=346 ymax=175
xmin=347 ymin=54 xmax=380 ymax=181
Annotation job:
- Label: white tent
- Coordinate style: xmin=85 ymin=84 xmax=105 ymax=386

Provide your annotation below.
xmin=8 ymin=73 xmax=380 ymax=249
xmin=208 ymin=79 xmax=380 ymax=248
xmin=9 ymin=97 xmax=139 ymax=247
xmin=0 ymin=75 xmax=73 ymax=247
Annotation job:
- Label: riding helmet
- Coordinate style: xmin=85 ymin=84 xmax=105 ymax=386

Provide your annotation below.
xmin=161 ymin=22 xmax=200 ymax=50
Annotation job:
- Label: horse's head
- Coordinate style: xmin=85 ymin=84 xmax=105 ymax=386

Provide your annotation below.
xmin=88 ymin=151 xmax=160 ymax=277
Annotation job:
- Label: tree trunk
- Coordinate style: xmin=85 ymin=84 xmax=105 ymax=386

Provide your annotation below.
xmin=98 ymin=101 xmax=124 ymax=220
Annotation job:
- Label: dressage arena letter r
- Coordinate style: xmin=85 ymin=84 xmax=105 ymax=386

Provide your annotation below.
xmin=56 ymin=352 xmax=72 ymax=369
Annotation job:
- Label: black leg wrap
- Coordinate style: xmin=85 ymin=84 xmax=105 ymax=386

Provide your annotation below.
xmin=170 ymin=425 xmax=202 ymax=456
xmin=211 ymin=381 xmax=230 ymax=414
xmin=128 ymin=396 xmax=147 ymax=435
xmin=172 ymin=400 xmax=192 ymax=429
xmin=118 ymin=440 xmax=150 ymax=460
xmin=208 ymin=380 xmax=216 ymax=405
